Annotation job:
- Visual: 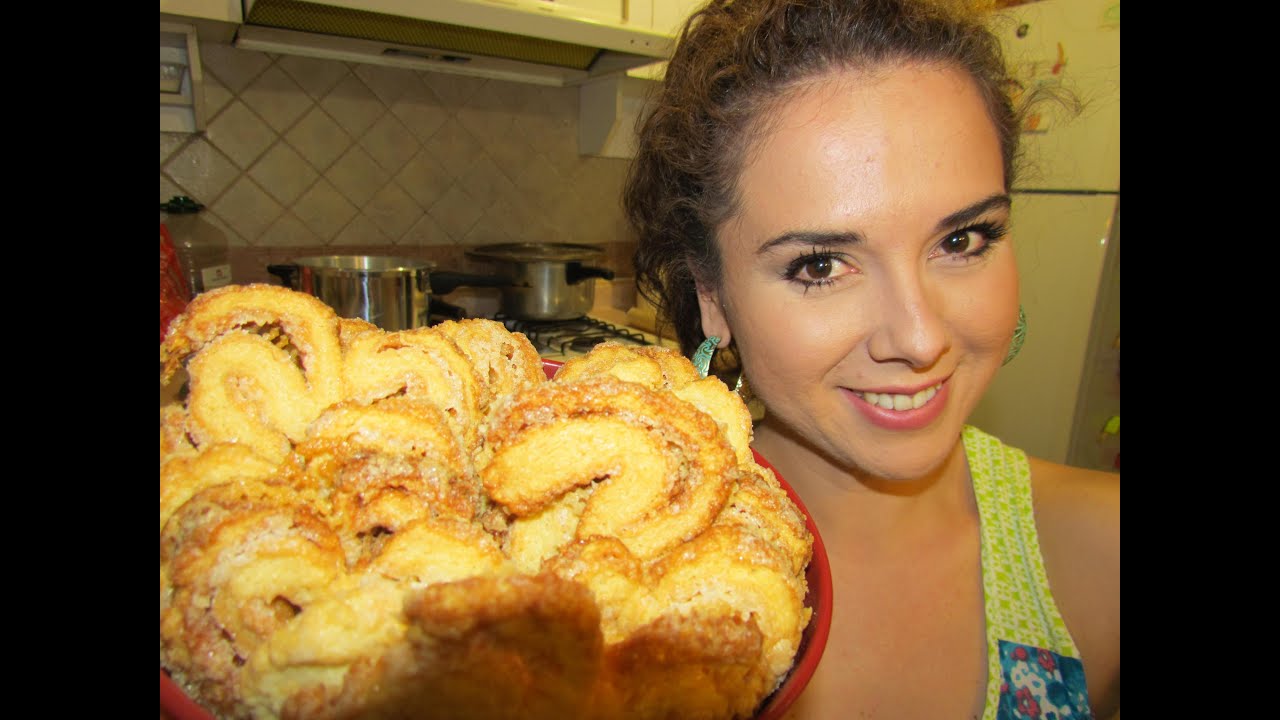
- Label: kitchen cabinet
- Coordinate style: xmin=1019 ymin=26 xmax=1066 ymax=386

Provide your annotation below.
xmin=159 ymin=0 xmax=242 ymax=133
xmin=160 ymin=0 xmax=242 ymax=41
xmin=579 ymin=73 xmax=659 ymax=158
xmin=160 ymin=21 xmax=207 ymax=133
xmin=651 ymin=0 xmax=703 ymax=36
xmin=578 ymin=0 xmax=702 ymax=156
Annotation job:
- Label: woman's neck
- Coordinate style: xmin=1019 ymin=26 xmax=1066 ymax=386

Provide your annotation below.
xmin=752 ymin=417 xmax=976 ymax=543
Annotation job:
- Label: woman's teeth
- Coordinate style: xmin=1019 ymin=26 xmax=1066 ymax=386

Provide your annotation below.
xmin=858 ymin=384 xmax=941 ymax=411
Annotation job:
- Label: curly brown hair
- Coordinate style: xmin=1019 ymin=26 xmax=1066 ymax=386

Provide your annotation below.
xmin=625 ymin=0 xmax=1022 ymax=368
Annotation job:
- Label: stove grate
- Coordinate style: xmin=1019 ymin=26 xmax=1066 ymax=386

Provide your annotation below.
xmin=494 ymin=315 xmax=650 ymax=355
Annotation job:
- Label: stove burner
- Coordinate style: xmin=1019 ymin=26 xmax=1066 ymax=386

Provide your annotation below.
xmin=495 ymin=315 xmax=650 ymax=355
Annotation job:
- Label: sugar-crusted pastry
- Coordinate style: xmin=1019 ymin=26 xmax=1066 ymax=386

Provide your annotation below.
xmin=159 ymin=285 xmax=814 ymax=720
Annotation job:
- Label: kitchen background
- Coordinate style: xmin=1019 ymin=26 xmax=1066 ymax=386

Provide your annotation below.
xmin=159 ymin=44 xmax=640 ymax=291
xmin=160 ymin=0 xmax=1117 ymax=472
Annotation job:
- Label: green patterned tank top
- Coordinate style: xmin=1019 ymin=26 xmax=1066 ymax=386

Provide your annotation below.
xmin=963 ymin=425 xmax=1095 ymax=720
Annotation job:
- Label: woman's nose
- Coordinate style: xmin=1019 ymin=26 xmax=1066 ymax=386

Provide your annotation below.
xmin=866 ymin=285 xmax=949 ymax=367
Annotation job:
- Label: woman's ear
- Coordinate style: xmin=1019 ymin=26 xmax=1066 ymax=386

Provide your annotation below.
xmin=695 ymin=283 xmax=731 ymax=348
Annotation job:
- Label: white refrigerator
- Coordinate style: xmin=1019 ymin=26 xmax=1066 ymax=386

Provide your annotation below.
xmin=966 ymin=0 xmax=1120 ymax=471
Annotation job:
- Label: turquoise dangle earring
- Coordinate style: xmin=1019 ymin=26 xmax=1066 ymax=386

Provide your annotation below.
xmin=692 ymin=335 xmax=747 ymax=395
xmin=1003 ymin=306 xmax=1027 ymax=366
xmin=692 ymin=336 xmax=720 ymax=377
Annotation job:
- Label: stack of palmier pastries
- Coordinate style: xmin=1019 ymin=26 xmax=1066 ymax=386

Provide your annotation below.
xmin=160 ymin=284 xmax=814 ymax=720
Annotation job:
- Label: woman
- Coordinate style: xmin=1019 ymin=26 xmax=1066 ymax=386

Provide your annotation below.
xmin=624 ymin=0 xmax=1120 ymax=717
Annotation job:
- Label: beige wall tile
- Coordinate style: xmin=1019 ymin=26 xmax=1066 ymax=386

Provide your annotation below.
xmin=241 ymin=66 xmax=311 ymax=134
xmin=249 ymin=142 xmax=319 ymax=206
xmin=214 ymin=176 xmax=284 ymax=243
xmin=394 ymin=151 xmax=454 ymax=209
xmin=202 ymin=73 xmax=234 ymax=119
xmin=430 ymin=184 xmax=484 ymax=242
xmin=404 ymin=212 xmax=450 ymax=247
xmin=321 ymin=73 xmax=384 ymax=137
xmin=278 ymin=55 xmax=348 ymax=101
xmin=481 ymin=128 xmax=535 ymax=183
xmin=333 ymin=213 xmax=393 ymax=247
xmin=160 ymin=175 xmax=183 ymax=205
xmin=160 ymin=132 xmax=188 ymax=165
xmin=423 ymin=119 xmax=484 ymax=180
xmin=463 ymin=208 xmax=516 ymax=246
xmin=285 ymin=107 xmax=353 ymax=173
xmin=200 ymin=43 xmax=270 ymax=93
xmin=421 ymin=72 xmax=482 ymax=107
xmin=162 ymin=136 xmax=240 ymax=206
xmin=391 ymin=81 xmax=451 ymax=144
xmin=205 ymin=100 xmax=276 ymax=169
xmin=327 ymin=145 xmax=391 ymax=208
xmin=364 ymin=182 xmax=421 ymax=239
xmin=162 ymin=43 xmax=636 ymax=275
xmin=259 ymin=211 xmax=321 ymax=248
xmin=358 ymin=113 xmax=418 ymax=175
xmin=294 ymin=179 xmax=358 ymax=241
xmin=353 ymin=64 xmax=418 ymax=107
xmin=459 ymin=155 xmax=515 ymax=211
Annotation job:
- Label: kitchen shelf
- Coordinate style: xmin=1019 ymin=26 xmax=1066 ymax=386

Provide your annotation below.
xmin=160 ymin=21 xmax=206 ymax=133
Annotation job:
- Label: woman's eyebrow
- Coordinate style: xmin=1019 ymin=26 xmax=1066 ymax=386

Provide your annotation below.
xmin=755 ymin=230 xmax=863 ymax=256
xmin=935 ymin=194 xmax=1012 ymax=233
xmin=753 ymin=194 xmax=1012 ymax=256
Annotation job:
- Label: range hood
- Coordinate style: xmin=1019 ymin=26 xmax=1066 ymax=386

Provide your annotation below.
xmin=236 ymin=0 xmax=675 ymax=86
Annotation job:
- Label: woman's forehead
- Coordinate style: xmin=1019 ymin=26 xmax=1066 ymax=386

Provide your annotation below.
xmin=727 ymin=64 xmax=1006 ymax=244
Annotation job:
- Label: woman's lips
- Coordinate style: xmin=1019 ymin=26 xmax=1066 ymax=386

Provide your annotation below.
xmin=843 ymin=380 xmax=949 ymax=430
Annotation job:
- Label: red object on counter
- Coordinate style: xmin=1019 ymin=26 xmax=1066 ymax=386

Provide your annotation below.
xmin=160 ymin=223 xmax=191 ymax=343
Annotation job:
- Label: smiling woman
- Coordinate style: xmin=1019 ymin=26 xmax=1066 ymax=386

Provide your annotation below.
xmin=625 ymin=0 xmax=1120 ymax=717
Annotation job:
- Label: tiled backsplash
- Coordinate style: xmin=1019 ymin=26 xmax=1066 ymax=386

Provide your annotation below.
xmin=160 ymin=41 xmax=638 ymax=287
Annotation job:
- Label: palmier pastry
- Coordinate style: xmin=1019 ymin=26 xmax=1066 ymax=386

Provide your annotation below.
xmin=432 ymin=318 xmax=546 ymax=410
xmin=159 ymin=285 xmax=817 ymax=720
xmin=298 ymin=396 xmax=471 ymax=485
xmin=715 ymin=462 xmax=814 ymax=577
xmin=340 ymin=327 xmax=484 ymax=451
xmin=639 ymin=524 xmax=810 ymax=683
xmin=553 ymin=341 xmax=700 ymax=389
xmin=160 ymin=403 xmax=196 ymax=461
xmin=160 ymin=283 xmax=343 ymax=412
xmin=480 ymin=376 xmax=739 ymax=562
xmin=160 ymin=481 xmax=346 ymax=719
xmin=554 ymin=343 xmax=755 ymax=466
xmin=279 ymin=573 xmax=605 ymax=720
xmin=159 ymin=442 xmax=280 ymax=532
xmin=184 ymin=331 xmax=326 ymax=463
xmin=599 ymin=610 xmax=773 ymax=720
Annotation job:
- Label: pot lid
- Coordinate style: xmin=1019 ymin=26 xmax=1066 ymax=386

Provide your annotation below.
xmin=290 ymin=255 xmax=436 ymax=272
xmin=466 ymin=243 xmax=605 ymax=263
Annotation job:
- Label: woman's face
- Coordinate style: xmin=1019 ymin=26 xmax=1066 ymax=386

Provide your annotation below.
xmin=699 ymin=62 xmax=1019 ymax=480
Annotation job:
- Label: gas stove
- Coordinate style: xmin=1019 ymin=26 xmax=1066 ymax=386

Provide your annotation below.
xmin=493 ymin=314 xmax=652 ymax=358
xmin=426 ymin=300 xmax=661 ymax=360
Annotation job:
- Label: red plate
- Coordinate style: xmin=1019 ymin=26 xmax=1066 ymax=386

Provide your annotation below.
xmin=160 ymin=359 xmax=832 ymax=719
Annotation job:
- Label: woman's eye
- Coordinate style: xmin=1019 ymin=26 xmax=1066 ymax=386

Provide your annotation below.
xmin=933 ymin=222 xmax=1007 ymax=261
xmin=940 ymin=229 xmax=980 ymax=254
xmin=802 ymin=256 xmax=836 ymax=279
xmin=786 ymin=253 xmax=851 ymax=285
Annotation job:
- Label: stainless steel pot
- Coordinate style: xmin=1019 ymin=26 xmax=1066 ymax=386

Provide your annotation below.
xmin=267 ymin=255 xmax=509 ymax=331
xmin=465 ymin=243 xmax=615 ymax=321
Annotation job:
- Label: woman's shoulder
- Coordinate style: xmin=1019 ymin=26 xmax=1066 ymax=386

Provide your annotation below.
xmin=1026 ymin=456 xmax=1121 ymax=717
xmin=1025 ymin=457 xmax=1119 ymax=600
xmin=1026 ymin=457 xmax=1120 ymax=537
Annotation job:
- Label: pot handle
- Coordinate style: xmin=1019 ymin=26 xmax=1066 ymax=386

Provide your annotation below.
xmin=566 ymin=263 xmax=615 ymax=285
xmin=427 ymin=271 xmax=514 ymax=295
xmin=267 ymin=263 xmax=299 ymax=289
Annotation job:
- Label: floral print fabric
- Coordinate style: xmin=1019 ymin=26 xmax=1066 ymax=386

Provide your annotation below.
xmin=995 ymin=640 xmax=1093 ymax=719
